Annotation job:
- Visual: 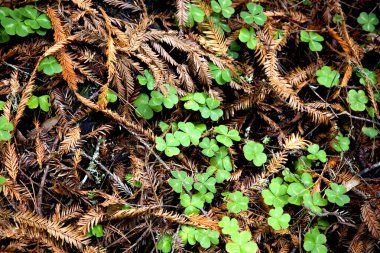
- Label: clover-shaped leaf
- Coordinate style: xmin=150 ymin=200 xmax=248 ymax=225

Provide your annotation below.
xmin=180 ymin=193 xmax=205 ymax=214
xmin=194 ymin=172 xmax=216 ymax=194
xmin=1 ymin=17 xmax=31 ymax=37
xmin=178 ymin=121 xmax=202 ymax=145
xmin=356 ymin=68 xmax=377 ymax=86
xmin=155 ymin=133 xmax=180 ymax=157
xmin=187 ymin=4 xmax=205 ymax=27
xmin=243 ymin=141 xmax=267 ymax=166
xmin=214 ymin=125 xmax=241 ymax=147
xmin=199 ymin=138 xmax=219 ymax=157
xmin=134 ymin=93 xmax=156 ymax=119
xmin=287 ymin=182 xmax=310 ymax=206
xmin=209 ymin=63 xmax=231 ymax=85
xmin=157 ymin=234 xmax=172 ymax=253
xmin=331 ymin=133 xmax=350 ymax=152
xmin=228 ymin=41 xmax=241 ymax=59
xmin=161 ymin=84 xmax=178 ymax=109
xmin=316 ymin=66 xmax=340 ymax=88
xmin=357 ymin=12 xmax=379 ymax=32
xmin=362 ymin=126 xmax=378 ymax=139
xmin=348 ymin=89 xmax=368 ymax=112
xmin=168 ymin=170 xmax=193 ymax=193
xmin=325 ymin=183 xmax=350 ymax=206
xmin=303 ymin=228 xmax=327 ymax=253
xmin=0 ymin=116 xmax=14 ymax=141
xmin=303 ymin=192 xmax=327 ymax=214
xmin=218 ymin=216 xmax=239 ymax=235
xmin=210 ymin=147 xmax=233 ymax=172
xmin=240 ymin=3 xmax=267 ymax=26
xmin=37 ymin=56 xmax=62 ymax=75
xmin=210 ymin=14 xmax=231 ymax=33
xmin=106 ymin=90 xmax=118 ymax=103
xmin=227 ymin=191 xmax=249 ymax=213
xmin=262 ymin=177 xmax=289 ymax=208
xmin=211 ymin=0 xmax=234 ymax=18
xmin=226 ymin=230 xmax=258 ymax=253
xmin=181 ymin=92 xmax=207 ymax=111
xmin=239 ymin=27 xmax=257 ymax=50
xmin=137 ymin=69 xmax=155 ymax=90
xmin=199 ymin=97 xmax=223 ymax=121
xmin=300 ymin=31 xmax=324 ymax=52
xmin=179 ymin=225 xmax=197 ymax=245
xmin=307 ymin=144 xmax=327 ymax=163
xmin=268 ymin=207 xmax=291 ymax=230
xmin=194 ymin=228 xmax=219 ymax=249
xmin=0 ymin=7 xmax=11 ymax=19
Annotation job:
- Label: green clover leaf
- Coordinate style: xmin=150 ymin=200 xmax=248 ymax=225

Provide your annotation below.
xmin=0 ymin=28 xmax=10 ymax=43
xmin=356 ymin=68 xmax=377 ymax=86
xmin=209 ymin=63 xmax=231 ymax=85
xmin=194 ymin=228 xmax=219 ymax=249
xmin=179 ymin=225 xmax=197 ymax=245
xmin=227 ymin=191 xmax=249 ymax=213
xmin=194 ymin=172 xmax=216 ymax=194
xmin=37 ymin=56 xmax=62 ymax=75
xmin=157 ymin=234 xmax=172 ymax=253
xmin=178 ymin=121 xmax=202 ymax=145
xmin=155 ymin=133 xmax=180 ymax=157
xmin=181 ymin=92 xmax=207 ymax=111
xmin=240 ymin=3 xmax=267 ymax=26
xmin=199 ymin=98 xmax=223 ymax=121
xmin=39 ymin=95 xmax=51 ymax=112
xmin=211 ymin=0 xmax=234 ymax=18
xmin=226 ymin=230 xmax=258 ymax=253
xmin=210 ymin=147 xmax=233 ymax=172
xmin=347 ymin=89 xmax=368 ymax=112
xmin=106 ymin=90 xmax=118 ymax=103
xmin=243 ymin=141 xmax=267 ymax=166
xmin=362 ymin=126 xmax=378 ymax=139
xmin=303 ymin=192 xmax=328 ymax=214
xmin=325 ymin=183 xmax=350 ymax=206
xmin=300 ymin=31 xmax=324 ymax=52
xmin=331 ymin=133 xmax=350 ymax=152
xmin=137 ymin=69 xmax=155 ymax=90
xmin=1 ymin=17 xmax=31 ymax=37
xmin=218 ymin=216 xmax=239 ymax=235
xmin=0 ymin=116 xmax=14 ymax=141
xmin=210 ymin=14 xmax=231 ymax=33
xmin=161 ymin=84 xmax=178 ymax=109
xmin=303 ymin=228 xmax=327 ymax=253
xmin=199 ymin=138 xmax=220 ymax=157
xmin=287 ymin=182 xmax=310 ymax=206
xmin=168 ymin=170 xmax=193 ymax=193
xmin=134 ymin=93 xmax=155 ymax=119
xmin=89 ymin=224 xmax=104 ymax=238
xmin=214 ymin=125 xmax=241 ymax=147
xmin=307 ymin=144 xmax=327 ymax=163
xmin=228 ymin=41 xmax=241 ymax=59
xmin=238 ymin=27 xmax=257 ymax=50
xmin=268 ymin=207 xmax=291 ymax=230
xmin=187 ymin=4 xmax=205 ymax=27
xmin=357 ymin=12 xmax=379 ymax=32
xmin=316 ymin=66 xmax=340 ymax=88
xmin=262 ymin=177 xmax=289 ymax=208
xmin=180 ymin=193 xmax=205 ymax=215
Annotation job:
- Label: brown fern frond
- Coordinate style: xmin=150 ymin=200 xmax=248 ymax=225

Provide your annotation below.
xmin=58 ymin=126 xmax=81 ymax=155
xmin=103 ymin=0 xmax=141 ymax=12
xmin=176 ymin=0 xmax=189 ymax=28
xmin=34 ymin=120 xmax=45 ymax=168
xmin=58 ymin=52 xmax=78 ymax=91
xmin=71 ymin=0 xmax=95 ymax=11
xmin=47 ymin=7 xmax=66 ymax=42
xmin=77 ymin=208 xmax=105 ymax=234
xmin=4 ymin=142 xmax=19 ymax=181
xmin=199 ymin=20 xmax=228 ymax=55
xmin=361 ymin=202 xmax=380 ymax=240
xmin=109 ymin=206 xmax=160 ymax=220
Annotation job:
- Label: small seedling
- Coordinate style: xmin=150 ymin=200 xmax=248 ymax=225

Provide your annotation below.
xmin=134 ymin=93 xmax=159 ymax=119
xmin=240 ymin=3 xmax=267 ymax=26
xmin=315 ymin=66 xmax=340 ymax=88
xmin=303 ymin=228 xmax=327 ymax=253
xmin=331 ymin=133 xmax=350 ymax=152
xmin=268 ymin=207 xmax=291 ymax=230
xmin=157 ymin=234 xmax=172 ymax=253
xmin=333 ymin=15 xmax=343 ymax=25
xmin=168 ymin=170 xmax=193 ymax=193
xmin=26 ymin=95 xmax=51 ymax=112
xmin=218 ymin=216 xmax=239 ymax=235
xmin=137 ymin=69 xmax=155 ymax=90
xmin=226 ymin=191 xmax=249 ymax=213
xmin=226 ymin=230 xmax=258 ymax=253
xmin=347 ymin=89 xmax=368 ymax=112
xmin=214 ymin=125 xmax=241 ymax=147
xmin=243 ymin=141 xmax=267 ymax=166
xmin=239 ymin=27 xmax=257 ymax=50
xmin=357 ymin=12 xmax=379 ymax=32
xmin=300 ymin=31 xmax=324 ymax=52
xmin=307 ymin=144 xmax=327 ymax=162
xmin=325 ymin=183 xmax=350 ymax=206
xmin=211 ymin=0 xmax=234 ymax=19
xmin=362 ymin=126 xmax=378 ymax=138
xmin=37 ymin=56 xmax=62 ymax=75
xmin=356 ymin=68 xmax=377 ymax=86
xmin=0 ymin=116 xmax=14 ymax=141
xmin=228 ymin=41 xmax=241 ymax=58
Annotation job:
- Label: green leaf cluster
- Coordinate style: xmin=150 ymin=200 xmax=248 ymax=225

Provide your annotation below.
xmin=26 ymin=94 xmax=51 ymax=112
xmin=211 ymin=0 xmax=234 ymax=19
xmin=157 ymin=234 xmax=172 ymax=253
xmin=268 ymin=207 xmax=291 ymax=230
xmin=362 ymin=126 xmax=378 ymax=139
xmin=315 ymin=66 xmax=340 ymax=88
xmin=356 ymin=68 xmax=377 ymax=86
xmin=330 ymin=133 xmax=350 ymax=152
xmin=347 ymin=89 xmax=368 ymax=112
xmin=239 ymin=27 xmax=257 ymax=50
xmin=38 ymin=56 xmax=62 ymax=76
xmin=214 ymin=125 xmax=241 ymax=147
xmin=181 ymin=92 xmax=223 ymax=121
xmin=88 ymin=224 xmax=104 ymax=238
xmin=300 ymin=31 xmax=324 ymax=52
xmin=187 ymin=4 xmax=205 ymax=27
xmin=243 ymin=141 xmax=267 ymax=166
xmin=0 ymin=5 xmax=51 ymax=43
xmin=0 ymin=116 xmax=14 ymax=141
xmin=179 ymin=225 xmax=219 ymax=249
xmin=307 ymin=144 xmax=327 ymax=163
xmin=209 ymin=63 xmax=232 ymax=85
xmin=303 ymin=228 xmax=327 ymax=253
xmin=325 ymin=183 xmax=350 ymax=206
xmin=357 ymin=12 xmax=379 ymax=32
xmin=240 ymin=3 xmax=267 ymax=26
xmin=226 ymin=191 xmax=249 ymax=213
xmin=137 ymin=69 xmax=155 ymax=90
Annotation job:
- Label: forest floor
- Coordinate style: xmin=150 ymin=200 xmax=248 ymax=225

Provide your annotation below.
xmin=0 ymin=0 xmax=379 ymax=253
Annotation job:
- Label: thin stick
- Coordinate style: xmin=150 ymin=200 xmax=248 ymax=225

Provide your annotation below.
xmin=36 ymin=165 xmax=49 ymax=216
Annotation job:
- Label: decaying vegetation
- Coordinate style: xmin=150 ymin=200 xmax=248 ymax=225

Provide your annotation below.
xmin=0 ymin=0 xmax=379 ymax=252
